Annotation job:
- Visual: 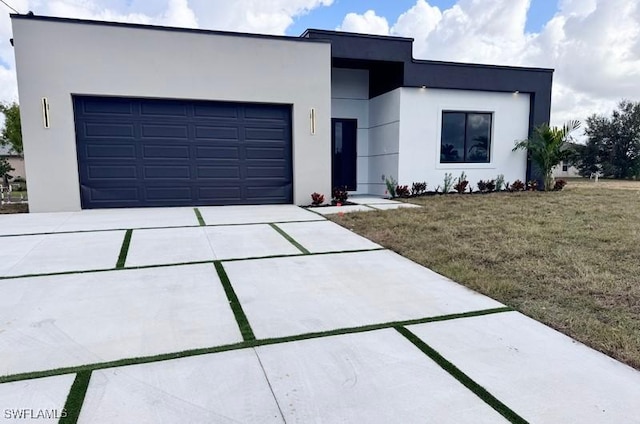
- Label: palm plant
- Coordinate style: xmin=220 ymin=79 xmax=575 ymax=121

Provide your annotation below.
xmin=513 ymin=120 xmax=581 ymax=191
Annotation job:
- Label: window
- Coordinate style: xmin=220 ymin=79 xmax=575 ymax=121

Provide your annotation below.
xmin=562 ymin=161 xmax=568 ymax=172
xmin=440 ymin=112 xmax=492 ymax=163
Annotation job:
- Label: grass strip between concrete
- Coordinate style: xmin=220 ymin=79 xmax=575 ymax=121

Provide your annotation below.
xmin=58 ymin=371 xmax=92 ymax=424
xmin=396 ymin=326 xmax=528 ymax=424
xmin=115 ymin=230 xmax=132 ymax=269
xmin=214 ymin=261 xmax=256 ymax=342
xmin=0 ymin=307 xmax=512 ymax=385
xmin=269 ymin=223 xmax=310 ymax=254
xmin=0 ymin=248 xmax=385 ymax=281
xmin=193 ymin=208 xmax=206 ymax=226
xmin=0 ymin=219 xmax=328 ymax=238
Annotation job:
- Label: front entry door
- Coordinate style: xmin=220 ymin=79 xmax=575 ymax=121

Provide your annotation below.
xmin=331 ymin=118 xmax=357 ymax=191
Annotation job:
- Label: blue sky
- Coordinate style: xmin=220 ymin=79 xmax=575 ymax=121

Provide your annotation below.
xmin=287 ymin=0 xmax=558 ymax=36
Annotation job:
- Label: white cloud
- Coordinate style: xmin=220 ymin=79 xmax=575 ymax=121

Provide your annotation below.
xmin=337 ymin=9 xmax=389 ymax=35
xmin=339 ymin=0 xmax=640 ymax=127
xmin=188 ymin=0 xmax=334 ymax=35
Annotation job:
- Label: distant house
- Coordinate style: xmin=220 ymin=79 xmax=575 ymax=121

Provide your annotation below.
xmin=553 ymin=161 xmax=580 ymax=178
xmin=0 ymin=144 xmax=26 ymax=182
xmin=10 ymin=14 xmax=553 ymax=212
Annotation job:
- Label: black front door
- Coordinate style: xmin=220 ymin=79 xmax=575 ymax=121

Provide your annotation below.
xmin=331 ymin=118 xmax=357 ymax=191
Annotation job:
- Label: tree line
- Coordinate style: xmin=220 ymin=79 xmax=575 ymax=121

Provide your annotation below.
xmin=570 ymin=100 xmax=640 ymax=179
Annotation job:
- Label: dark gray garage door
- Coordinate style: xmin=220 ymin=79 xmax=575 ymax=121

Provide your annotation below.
xmin=73 ymin=96 xmax=292 ymax=209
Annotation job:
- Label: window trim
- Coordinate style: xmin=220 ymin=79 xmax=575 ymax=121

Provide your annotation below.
xmin=439 ymin=110 xmax=493 ymax=165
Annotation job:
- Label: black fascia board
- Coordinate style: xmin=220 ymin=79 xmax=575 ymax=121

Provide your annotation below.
xmin=302 ymin=29 xmax=413 ymax=62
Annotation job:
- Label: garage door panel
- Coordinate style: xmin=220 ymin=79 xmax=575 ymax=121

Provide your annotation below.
xmin=74 ymin=96 xmax=292 ymax=208
xmin=82 ymin=186 xmax=140 ymax=203
xmin=245 ymin=147 xmax=287 ymax=160
xmin=88 ymin=165 xmax=138 ymax=180
xmin=197 ymin=186 xmax=243 ymax=203
xmin=140 ymin=102 xmax=188 ymax=117
xmin=83 ymin=122 xmax=135 ymax=138
xmin=244 ymin=105 xmax=288 ymax=121
xmin=195 ymin=146 xmax=240 ymax=160
xmin=246 ymin=166 xmax=288 ymax=179
xmin=246 ymin=184 xmax=292 ymax=201
xmin=245 ymin=127 xmax=287 ymax=142
xmin=144 ymin=186 xmax=193 ymax=202
xmin=194 ymin=126 xmax=240 ymax=140
xmin=140 ymin=124 xmax=189 ymax=139
xmin=142 ymin=144 xmax=191 ymax=159
xmin=143 ymin=165 xmax=191 ymax=179
xmin=84 ymin=144 xmax=137 ymax=159
xmin=193 ymin=104 xmax=240 ymax=119
xmin=79 ymin=98 xmax=133 ymax=116
xmin=197 ymin=166 xmax=240 ymax=179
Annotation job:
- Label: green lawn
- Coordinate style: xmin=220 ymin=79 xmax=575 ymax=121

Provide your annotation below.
xmin=331 ymin=182 xmax=640 ymax=370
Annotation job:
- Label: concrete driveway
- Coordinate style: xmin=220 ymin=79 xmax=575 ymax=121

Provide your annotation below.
xmin=1 ymin=205 xmax=639 ymax=423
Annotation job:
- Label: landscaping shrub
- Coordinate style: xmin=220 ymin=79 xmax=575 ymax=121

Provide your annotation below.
xmin=442 ymin=173 xmax=454 ymax=193
xmin=395 ymin=185 xmax=410 ymax=197
xmin=509 ymin=180 xmax=525 ymax=191
xmin=554 ymin=179 xmax=567 ymax=191
xmin=495 ymin=174 xmax=505 ymax=191
xmin=527 ymin=180 xmax=539 ymax=191
xmin=486 ymin=179 xmax=496 ymax=192
xmin=385 ymin=175 xmax=397 ymax=198
xmin=453 ymin=171 xmax=469 ymax=194
xmin=310 ymin=192 xmax=325 ymax=206
xmin=332 ymin=186 xmax=349 ymax=204
xmin=411 ymin=181 xmax=427 ymax=196
xmin=477 ymin=180 xmax=487 ymax=192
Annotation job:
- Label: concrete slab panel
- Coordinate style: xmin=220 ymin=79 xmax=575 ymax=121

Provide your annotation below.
xmin=277 ymin=221 xmax=380 ymax=253
xmin=0 ymin=212 xmax=73 ymax=236
xmin=256 ymin=329 xmax=508 ymax=423
xmin=2 ymin=231 xmax=125 ymax=277
xmin=125 ymin=227 xmax=214 ymax=267
xmin=79 ymin=349 xmax=283 ymax=424
xmin=55 ymin=207 xmax=199 ymax=232
xmin=369 ymin=203 xmax=422 ymax=210
xmin=205 ymin=224 xmax=300 ymax=260
xmin=223 ymin=250 xmax=503 ymax=338
xmin=0 ymin=264 xmax=241 ymax=376
xmin=348 ymin=196 xmax=400 ymax=205
xmin=407 ymin=312 xmax=640 ymax=424
xmin=312 ymin=205 xmax=374 ymax=215
xmin=197 ymin=205 xmax=322 ymax=225
xmin=0 ymin=374 xmax=76 ymax=422
xmin=0 ymin=234 xmax=45 ymax=276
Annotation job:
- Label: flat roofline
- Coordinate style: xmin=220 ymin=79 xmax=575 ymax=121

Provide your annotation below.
xmin=10 ymin=13 xmax=330 ymax=44
xmin=301 ymin=28 xmax=414 ymax=42
xmin=412 ymin=58 xmax=554 ymax=73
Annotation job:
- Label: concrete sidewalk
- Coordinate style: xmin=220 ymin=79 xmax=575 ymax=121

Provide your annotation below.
xmin=1 ymin=205 xmax=639 ymax=423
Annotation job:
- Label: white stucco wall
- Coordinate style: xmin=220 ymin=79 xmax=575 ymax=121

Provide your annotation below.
xmin=331 ymin=68 xmax=369 ymax=194
xmin=12 ymin=18 xmax=331 ymax=212
xmin=368 ymin=89 xmax=401 ymax=196
xmin=398 ymin=88 xmax=530 ymax=191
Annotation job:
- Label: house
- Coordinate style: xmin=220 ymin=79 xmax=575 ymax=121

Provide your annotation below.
xmin=553 ymin=161 xmax=581 ymax=178
xmin=10 ymin=14 xmax=553 ymax=213
xmin=0 ymin=144 xmax=26 ymax=182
